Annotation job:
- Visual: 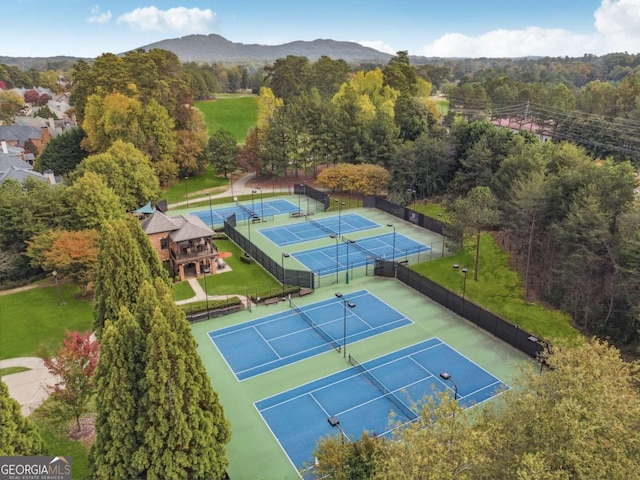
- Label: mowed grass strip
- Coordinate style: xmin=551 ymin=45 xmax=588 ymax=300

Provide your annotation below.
xmin=196 ymin=95 xmax=258 ymax=142
xmin=412 ymin=232 xmax=582 ymax=344
xmin=0 ymin=284 xmax=94 ymax=360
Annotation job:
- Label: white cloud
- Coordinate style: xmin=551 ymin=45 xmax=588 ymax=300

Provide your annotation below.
xmin=117 ymin=6 xmax=216 ymax=33
xmin=594 ymin=0 xmax=640 ymax=53
xmin=87 ymin=5 xmax=112 ymax=24
xmin=417 ymin=0 xmax=640 ymax=58
xmin=357 ymin=40 xmax=396 ymax=55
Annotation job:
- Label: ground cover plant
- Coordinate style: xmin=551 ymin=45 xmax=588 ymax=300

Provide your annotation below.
xmin=412 ymin=233 xmax=581 ymax=343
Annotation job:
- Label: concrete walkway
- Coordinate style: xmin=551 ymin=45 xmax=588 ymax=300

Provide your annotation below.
xmin=176 ymin=278 xmax=252 ymax=309
xmin=169 ymin=171 xmax=257 ymax=210
xmin=0 ymin=357 xmax=60 ymax=416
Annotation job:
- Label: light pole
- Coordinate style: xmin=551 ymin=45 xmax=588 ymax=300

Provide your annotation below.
xmin=184 ymin=176 xmax=189 ymax=208
xmin=328 ymin=416 xmax=346 ymax=445
xmin=344 ymin=239 xmax=354 ymax=284
xmin=207 ymin=193 xmax=214 ymax=229
xmin=303 ymin=181 xmax=309 ymax=213
xmin=52 ymin=270 xmax=62 ymax=305
xmin=440 ymin=372 xmax=458 ymax=400
xmin=335 ymin=292 xmax=356 ymax=358
xmin=251 ymin=189 xmax=256 ymax=216
xmin=203 ymin=271 xmax=210 ymax=319
xmin=281 ymin=253 xmax=290 ymax=295
xmin=461 ymin=267 xmax=468 ymax=315
xmin=386 ymin=224 xmax=396 ymax=263
xmin=297 ymin=184 xmax=302 ymax=213
xmin=329 ymin=234 xmax=339 ymax=284
xmin=247 ymin=211 xmax=252 ymax=259
xmin=335 ymin=199 xmax=346 ymax=237
xmin=256 ymin=186 xmax=264 ymax=220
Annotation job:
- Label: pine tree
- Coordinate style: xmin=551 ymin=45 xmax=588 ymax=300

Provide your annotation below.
xmin=0 ymin=378 xmax=43 ymax=455
xmin=93 ymin=219 xmax=150 ymax=337
xmin=91 ymin=311 xmax=146 ymax=480
xmin=125 ymin=215 xmax=170 ymax=286
xmin=134 ymin=280 xmax=230 ymax=480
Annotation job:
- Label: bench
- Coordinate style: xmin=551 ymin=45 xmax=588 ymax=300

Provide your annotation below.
xmin=299 ymin=288 xmax=313 ymax=297
xmin=290 ymin=211 xmax=304 ymax=218
xmin=264 ymin=297 xmax=280 ymax=306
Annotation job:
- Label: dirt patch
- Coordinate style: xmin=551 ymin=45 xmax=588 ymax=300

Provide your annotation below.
xmin=218 ymin=252 xmax=232 ymax=259
xmin=69 ymin=414 xmax=96 ymax=447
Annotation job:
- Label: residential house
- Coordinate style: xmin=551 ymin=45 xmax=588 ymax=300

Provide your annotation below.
xmin=0 ymin=141 xmax=56 ymax=185
xmin=0 ymin=124 xmax=51 ymax=152
xmin=140 ymin=210 xmax=218 ymax=281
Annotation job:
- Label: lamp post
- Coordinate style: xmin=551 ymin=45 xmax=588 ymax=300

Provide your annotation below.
xmin=184 ymin=176 xmax=189 ymax=208
xmin=247 ymin=212 xmax=252 ymax=259
xmin=328 ymin=416 xmax=346 ymax=445
xmin=303 ymin=180 xmax=309 ymax=213
xmin=203 ymin=271 xmax=210 ymax=319
xmin=207 ymin=193 xmax=214 ymax=229
xmin=440 ymin=372 xmax=458 ymax=400
xmin=386 ymin=224 xmax=396 ymax=263
xmin=52 ymin=270 xmax=62 ymax=305
xmin=281 ymin=253 xmax=290 ymax=295
xmin=334 ymin=199 xmax=346 ymax=237
xmin=251 ymin=189 xmax=256 ymax=215
xmin=344 ymin=239 xmax=355 ymax=284
xmin=297 ymin=184 xmax=302 ymax=213
xmin=452 ymin=265 xmax=468 ymax=315
xmin=329 ymin=234 xmax=339 ymax=284
xmin=335 ymin=292 xmax=356 ymax=358
xmin=256 ymin=186 xmax=264 ymax=220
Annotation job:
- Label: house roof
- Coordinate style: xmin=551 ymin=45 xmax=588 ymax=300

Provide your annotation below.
xmin=0 ymin=166 xmax=48 ymax=184
xmin=169 ymin=215 xmax=214 ymax=242
xmin=0 ymin=152 xmax=33 ymax=171
xmin=140 ymin=210 xmax=214 ymax=241
xmin=0 ymin=125 xmax=43 ymax=146
xmin=140 ymin=211 xmax=179 ymax=235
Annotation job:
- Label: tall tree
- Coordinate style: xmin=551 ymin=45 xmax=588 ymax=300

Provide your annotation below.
xmin=64 ymin=172 xmax=124 ymax=230
xmin=0 ymin=378 xmax=43 ymax=455
xmin=36 ymin=127 xmax=88 ymax=176
xmin=133 ymin=279 xmax=231 ymax=480
xmin=91 ymin=311 xmax=146 ymax=480
xmin=93 ymin=219 xmax=150 ymax=337
xmin=447 ymin=186 xmax=501 ymax=281
xmin=207 ymin=129 xmax=238 ymax=179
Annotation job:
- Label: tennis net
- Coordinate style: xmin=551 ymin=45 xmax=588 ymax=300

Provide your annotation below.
xmin=305 ymin=215 xmax=336 ymax=236
xmin=348 ymin=354 xmax=417 ymax=421
xmin=236 ymin=200 xmax=257 ymax=219
xmin=290 ymin=298 xmax=341 ymax=352
xmin=346 ymin=237 xmax=382 ymax=260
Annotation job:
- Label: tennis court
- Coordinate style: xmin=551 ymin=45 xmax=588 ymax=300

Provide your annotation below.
xmin=256 ymin=337 xmax=508 ymax=473
xmin=258 ymin=213 xmax=380 ymax=246
xmin=191 ymin=199 xmax=300 ymax=226
xmin=208 ymin=290 xmax=412 ymax=380
xmin=293 ymin=232 xmax=429 ymax=275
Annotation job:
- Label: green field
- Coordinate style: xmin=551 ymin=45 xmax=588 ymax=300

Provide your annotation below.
xmin=196 ymin=94 xmax=259 ymax=142
xmin=0 ymin=284 xmax=94 ymax=360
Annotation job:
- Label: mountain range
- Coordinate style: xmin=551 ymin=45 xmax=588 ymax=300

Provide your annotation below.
xmin=138 ymin=34 xmax=395 ymax=64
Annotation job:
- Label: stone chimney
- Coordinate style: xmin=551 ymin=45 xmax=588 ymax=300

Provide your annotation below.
xmin=1 ymin=141 xmax=7 ymax=154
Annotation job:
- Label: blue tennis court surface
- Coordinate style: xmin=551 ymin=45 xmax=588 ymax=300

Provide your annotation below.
xmin=256 ymin=337 xmax=508 ymax=474
xmin=293 ymin=232 xmax=429 ymax=275
xmin=208 ymin=290 xmax=412 ymax=380
xmin=259 ymin=213 xmax=379 ymax=246
xmin=191 ymin=199 xmax=300 ymax=226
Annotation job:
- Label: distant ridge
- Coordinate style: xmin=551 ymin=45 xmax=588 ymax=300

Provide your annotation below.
xmin=136 ymin=34 xmax=394 ymax=64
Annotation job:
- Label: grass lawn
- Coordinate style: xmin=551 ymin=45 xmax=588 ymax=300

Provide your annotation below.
xmin=0 ymin=366 xmax=30 ymax=376
xmin=411 ymin=200 xmax=447 ymax=219
xmin=162 ymin=165 xmax=230 ymax=205
xmin=31 ymin=402 xmax=91 ymax=480
xmin=172 ymin=281 xmax=195 ymax=301
xmin=197 ymin=239 xmax=281 ymax=298
xmin=196 ymin=95 xmax=258 ymax=142
xmin=412 ymin=233 xmax=582 ymax=344
xmin=0 ymin=284 xmax=94 ymax=360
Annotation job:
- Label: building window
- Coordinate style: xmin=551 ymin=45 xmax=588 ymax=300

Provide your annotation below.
xmin=160 ymin=237 xmax=168 ymax=249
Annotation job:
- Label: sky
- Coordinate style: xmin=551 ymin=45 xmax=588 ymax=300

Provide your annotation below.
xmin=2 ymin=0 xmax=640 ymax=58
